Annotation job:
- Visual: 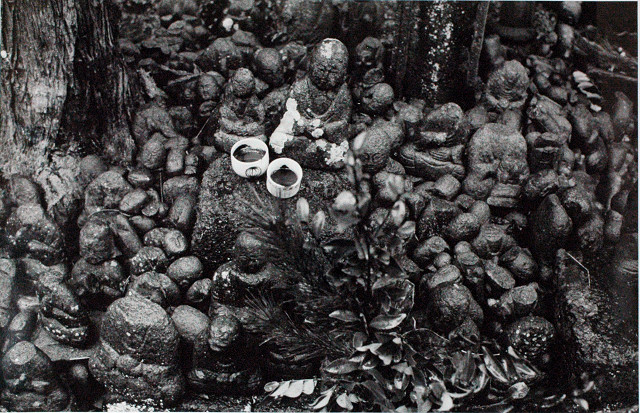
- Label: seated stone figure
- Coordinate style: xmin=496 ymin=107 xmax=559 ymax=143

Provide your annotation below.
xmin=398 ymin=103 xmax=467 ymax=180
xmin=214 ymin=68 xmax=266 ymax=153
xmin=36 ymin=270 xmax=90 ymax=347
xmin=253 ymin=48 xmax=290 ymax=135
xmin=1 ymin=341 xmax=71 ymax=411
xmin=463 ymin=123 xmax=530 ymax=208
xmin=351 ymin=37 xmax=395 ymax=129
xmin=269 ymin=38 xmax=352 ymax=170
xmin=187 ymin=313 xmax=261 ymax=395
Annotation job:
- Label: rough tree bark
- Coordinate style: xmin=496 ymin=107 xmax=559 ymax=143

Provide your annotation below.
xmin=1 ymin=0 xmax=139 ymax=210
xmin=390 ymin=0 xmax=480 ymax=107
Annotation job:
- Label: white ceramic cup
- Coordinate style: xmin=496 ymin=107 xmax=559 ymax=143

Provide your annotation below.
xmin=230 ymin=138 xmax=269 ymax=178
xmin=266 ymin=158 xmax=303 ymax=198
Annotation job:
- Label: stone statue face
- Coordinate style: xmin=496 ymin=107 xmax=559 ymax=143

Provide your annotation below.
xmin=309 ymin=38 xmax=348 ymax=90
xmin=254 ymin=48 xmax=284 ymax=87
xmin=355 ymin=36 xmax=383 ymax=70
xmin=231 ymin=68 xmax=255 ymax=98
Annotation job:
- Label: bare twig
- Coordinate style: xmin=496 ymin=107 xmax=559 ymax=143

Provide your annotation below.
xmin=566 ymin=252 xmax=591 ymax=288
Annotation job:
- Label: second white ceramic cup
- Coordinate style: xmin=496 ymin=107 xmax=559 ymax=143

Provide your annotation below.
xmin=266 ymin=158 xmax=303 ymax=198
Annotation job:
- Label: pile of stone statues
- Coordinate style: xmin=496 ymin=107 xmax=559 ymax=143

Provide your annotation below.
xmin=0 ymin=0 xmax=636 ymax=410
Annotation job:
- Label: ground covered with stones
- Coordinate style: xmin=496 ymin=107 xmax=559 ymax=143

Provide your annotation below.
xmin=0 ymin=0 xmax=637 ymax=411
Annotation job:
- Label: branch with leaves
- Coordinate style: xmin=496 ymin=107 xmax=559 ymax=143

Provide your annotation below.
xmin=238 ymin=144 xmax=593 ymax=412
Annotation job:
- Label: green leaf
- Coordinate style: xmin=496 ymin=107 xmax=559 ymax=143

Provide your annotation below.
xmin=458 ymin=351 xmax=476 ymax=387
xmin=574 ymin=398 xmax=589 ymax=411
xmin=482 ymin=347 xmax=510 ymax=384
xmin=322 ymin=238 xmax=356 ymax=258
xmin=302 ymin=379 xmax=316 ymax=395
xmin=394 ymin=372 xmax=409 ymax=391
xmin=356 ymin=342 xmax=383 ymax=353
xmin=336 ymin=393 xmax=353 ymax=410
xmin=362 ymin=380 xmax=392 ymax=410
xmin=324 ymin=358 xmax=360 ymax=375
xmin=329 ymin=310 xmax=359 ymax=323
xmin=311 ymin=211 xmax=326 ymax=238
xmin=373 ymin=278 xmax=415 ymax=314
xmin=349 ymin=352 xmax=367 ymax=363
xmin=271 ymin=381 xmax=291 ymax=398
xmin=375 ymin=346 xmax=394 ymax=366
xmin=473 ymin=365 xmax=490 ymax=393
xmin=512 ymin=359 xmax=539 ymax=381
xmin=334 ymin=210 xmax=360 ymax=232
xmin=310 ymin=391 xmax=333 ymax=410
xmin=284 ymin=380 xmax=305 ymax=398
xmin=296 ymin=198 xmax=310 ymax=223
xmin=502 ymin=357 xmax=520 ymax=383
xmin=370 ymin=313 xmax=407 ymax=330
xmin=361 ymin=356 xmax=380 ymax=370
xmin=352 ymin=332 xmax=367 ymax=349
xmin=264 ymin=381 xmax=279 ymax=393
xmin=439 ymin=393 xmax=454 ymax=411
xmin=507 ymin=382 xmax=529 ymax=400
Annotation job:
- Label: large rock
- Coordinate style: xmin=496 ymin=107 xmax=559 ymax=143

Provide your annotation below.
xmin=88 ymin=295 xmax=184 ymax=407
xmin=554 ymin=250 xmax=638 ymax=407
xmin=192 ymin=154 xmax=351 ymax=269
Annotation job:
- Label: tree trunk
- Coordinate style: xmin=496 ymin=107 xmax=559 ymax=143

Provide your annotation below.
xmin=1 ymin=0 xmax=139 ymax=213
xmin=390 ymin=0 xmax=480 ymax=107
xmin=1 ymin=0 xmax=77 ymax=175
xmin=60 ymin=0 xmax=140 ymax=163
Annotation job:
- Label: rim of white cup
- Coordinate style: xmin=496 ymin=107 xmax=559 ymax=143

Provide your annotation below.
xmin=267 ymin=158 xmax=303 ymax=189
xmin=230 ymin=138 xmax=269 ymax=165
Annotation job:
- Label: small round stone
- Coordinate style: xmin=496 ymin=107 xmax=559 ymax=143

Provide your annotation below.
xmin=119 ymin=189 xmax=149 ymax=214
xmin=162 ymin=229 xmax=189 ymax=256
xmin=167 ymin=256 xmax=203 ymax=289
xmin=171 ymin=305 xmax=210 ymax=345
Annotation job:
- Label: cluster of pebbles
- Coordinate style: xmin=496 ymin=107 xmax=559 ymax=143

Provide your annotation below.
xmin=0 ymin=0 xmax=636 ymax=410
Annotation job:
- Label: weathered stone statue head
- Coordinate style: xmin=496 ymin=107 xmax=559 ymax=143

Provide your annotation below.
xmin=230 ymin=68 xmax=255 ymax=98
xmin=485 ymin=60 xmax=529 ymax=112
xmin=355 ymin=36 xmax=384 ymax=70
xmin=253 ymin=48 xmax=284 ymax=87
xmin=309 ymin=38 xmax=348 ymax=91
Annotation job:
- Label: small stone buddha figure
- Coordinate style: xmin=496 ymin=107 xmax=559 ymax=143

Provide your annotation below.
xmin=352 ymin=37 xmax=385 ymax=103
xmin=484 ymin=60 xmax=530 ymax=131
xmin=214 ymin=68 xmax=266 ymax=153
xmin=253 ymin=48 xmax=290 ymax=134
xmin=463 ymin=123 xmax=530 ymax=209
xmin=352 ymin=37 xmax=395 ymax=129
xmin=253 ymin=48 xmax=285 ymax=96
xmin=398 ymin=103 xmax=468 ymax=181
xmin=269 ymin=38 xmax=353 ymax=170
